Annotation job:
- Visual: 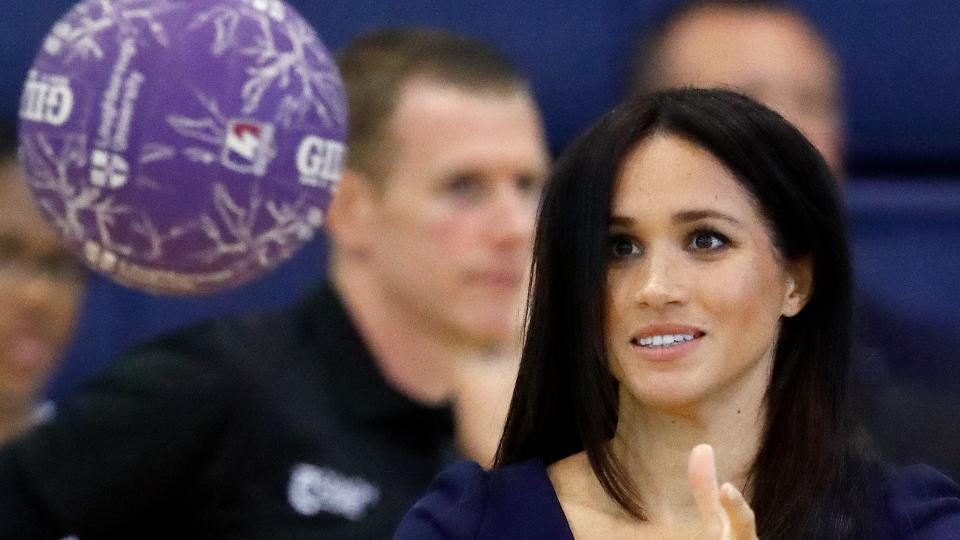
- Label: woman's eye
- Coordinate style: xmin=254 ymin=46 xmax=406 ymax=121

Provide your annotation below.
xmin=609 ymin=236 xmax=640 ymax=259
xmin=689 ymin=230 xmax=728 ymax=251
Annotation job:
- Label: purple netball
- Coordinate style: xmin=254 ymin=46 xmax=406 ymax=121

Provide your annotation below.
xmin=18 ymin=0 xmax=346 ymax=295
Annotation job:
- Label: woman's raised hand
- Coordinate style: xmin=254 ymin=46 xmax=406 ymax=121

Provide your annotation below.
xmin=687 ymin=444 xmax=759 ymax=540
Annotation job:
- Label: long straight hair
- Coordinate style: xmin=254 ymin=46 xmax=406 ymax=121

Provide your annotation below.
xmin=496 ymin=88 xmax=860 ymax=537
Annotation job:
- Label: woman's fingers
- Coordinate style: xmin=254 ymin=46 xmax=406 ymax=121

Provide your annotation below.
xmin=687 ymin=444 xmax=719 ymax=512
xmin=687 ymin=444 xmax=726 ymax=537
xmin=687 ymin=445 xmax=758 ymax=539
xmin=720 ymin=482 xmax=757 ymax=539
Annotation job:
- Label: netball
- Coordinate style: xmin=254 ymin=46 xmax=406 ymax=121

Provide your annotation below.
xmin=18 ymin=0 xmax=347 ymax=294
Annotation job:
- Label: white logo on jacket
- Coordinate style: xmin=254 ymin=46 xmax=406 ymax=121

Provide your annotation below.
xmin=287 ymin=464 xmax=380 ymax=521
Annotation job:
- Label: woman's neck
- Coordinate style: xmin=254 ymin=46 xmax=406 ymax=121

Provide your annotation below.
xmin=610 ymin=386 xmax=767 ymax=531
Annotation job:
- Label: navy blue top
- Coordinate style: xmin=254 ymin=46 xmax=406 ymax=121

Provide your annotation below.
xmin=395 ymin=459 xmax=960 ymax=539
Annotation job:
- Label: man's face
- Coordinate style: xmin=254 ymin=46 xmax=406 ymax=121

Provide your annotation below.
xmin=0 ymin=161 xmax=85 ymax=411
xmin=653 ymin=7 xmax=844 ymax=173
xmin=363 ymin=79 xmax=549 ymax=347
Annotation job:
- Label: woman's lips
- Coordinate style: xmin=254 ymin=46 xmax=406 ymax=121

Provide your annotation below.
xmin=630 ymin=324 xmax=706 ymax=362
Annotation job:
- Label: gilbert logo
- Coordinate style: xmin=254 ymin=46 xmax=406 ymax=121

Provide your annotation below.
xmin=90 ymin=149 xmax=129 ymax=188
xmin=221 ymin=119 xmax=275 ymax=176
xmin=287 ymin=464 xmax=380 ymax=521
xmin=20 ymin=70 xmax=74 ymax=126
xmin=296 ymin=136 xmax=344 ymax=187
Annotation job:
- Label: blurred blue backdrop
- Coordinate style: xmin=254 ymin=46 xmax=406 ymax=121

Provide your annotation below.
xmin=0 ymin=0 xmax=956 ymax=397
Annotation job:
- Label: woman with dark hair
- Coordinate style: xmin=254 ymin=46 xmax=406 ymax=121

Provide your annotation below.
xmin=395 ymin=88 xmax=960 ymax=539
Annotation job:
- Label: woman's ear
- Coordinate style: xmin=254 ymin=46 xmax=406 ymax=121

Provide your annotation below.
xmin=781 ymin=256 xmax=813 ymax=318
xmin=326 ymin=169 xmax=378 ymax=252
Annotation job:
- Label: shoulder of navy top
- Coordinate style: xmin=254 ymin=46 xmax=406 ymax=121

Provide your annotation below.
xmin=884 ymin=464 xmax=960 ymax=538
xmin=396 ymin=459 xmax=960 ymax=539
xmin=394 ymin=459 xmax=574 ymax=540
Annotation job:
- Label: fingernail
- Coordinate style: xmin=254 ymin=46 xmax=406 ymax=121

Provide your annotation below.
xmin=722 ymin=483 xmax=741 ymax=500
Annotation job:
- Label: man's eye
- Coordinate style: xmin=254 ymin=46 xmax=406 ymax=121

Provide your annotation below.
xmin=689 ymin=230 xmax=728 ymax=251
xmin=609 ymin=236 xmax=640 ymax=259
xmin=44 ymin=255 xmax=87 ymax=282
xmin=443 ymin=175 xmax=488 ymax=205
xmin=0 ymin=237 xmax=24 ymax=261
xmin=515 ymin=174 xmax=544 ymax=196
xmin=447 ymin=175 xmax=483 ymax=195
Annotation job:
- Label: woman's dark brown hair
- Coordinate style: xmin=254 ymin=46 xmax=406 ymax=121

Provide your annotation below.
xmin=496 ymin=88 xmax=865 ymax=538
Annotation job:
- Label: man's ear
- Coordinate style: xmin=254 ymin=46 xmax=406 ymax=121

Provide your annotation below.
xmin=781 ymin=256 xmax=813 ymax=318
xmin=326 ymin=169 xmax=378 ymax=251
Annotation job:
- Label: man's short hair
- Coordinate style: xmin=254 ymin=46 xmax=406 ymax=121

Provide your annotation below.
xmin=627 ymin=0 xmax=823 ymax=97
xmin=336 ymin=28 xmax=529 ymax=181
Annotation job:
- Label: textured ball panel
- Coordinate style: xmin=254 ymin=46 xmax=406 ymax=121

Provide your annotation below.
xmin=18 ymin=0 xmax=346 ymax=295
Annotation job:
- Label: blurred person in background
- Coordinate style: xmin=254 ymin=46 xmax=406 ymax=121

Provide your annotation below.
xmin=0 ymin=123 xmax=85 ymax=444
xmin=627 ymin=0 xmax=842 ymax=173
xmin=627 ymin=0 xmax=960 ymax=480
xmin=0 ymin=28 xmax=548 ymax=539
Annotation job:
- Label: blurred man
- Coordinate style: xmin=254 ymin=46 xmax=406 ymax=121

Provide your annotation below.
xmin=628 ymin=0 xmax=960 ymax=480
xmin=0 ymin=126 xmax=85 ymax=444
xmin=0 ymin=29 xmax=548 ymax=539
xmin=629 ymin=0 xmax=843 ymax=174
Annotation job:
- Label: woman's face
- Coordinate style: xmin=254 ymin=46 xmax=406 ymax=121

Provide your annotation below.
xmin=605 ymin=134 xmax=809 ymax=412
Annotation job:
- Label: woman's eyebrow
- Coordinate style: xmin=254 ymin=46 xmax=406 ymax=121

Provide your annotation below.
xmin=673 ymin=209 xmax=743 ymax=227
xmin=608 ymin=215 xmax=634 ymax=227
xmin=608 ymin=210 xmax=743 ymax=227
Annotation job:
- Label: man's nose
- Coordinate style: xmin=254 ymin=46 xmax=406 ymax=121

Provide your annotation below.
xmin=487 ymin=183 xmax=537 ymax=246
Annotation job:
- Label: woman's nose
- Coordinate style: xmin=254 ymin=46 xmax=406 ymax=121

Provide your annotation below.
xmin=632 ymin=248 xmax=688 ymax=309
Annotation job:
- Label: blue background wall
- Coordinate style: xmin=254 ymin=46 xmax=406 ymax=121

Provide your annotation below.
xmin=0 ymin=1 xmax=957 ymax=397
xmin=6 ymin=1 xmax=960 ymax=172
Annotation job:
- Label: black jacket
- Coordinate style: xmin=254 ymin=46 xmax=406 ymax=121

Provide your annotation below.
xmin=0 ymin=283 xmax=453 ymax=539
